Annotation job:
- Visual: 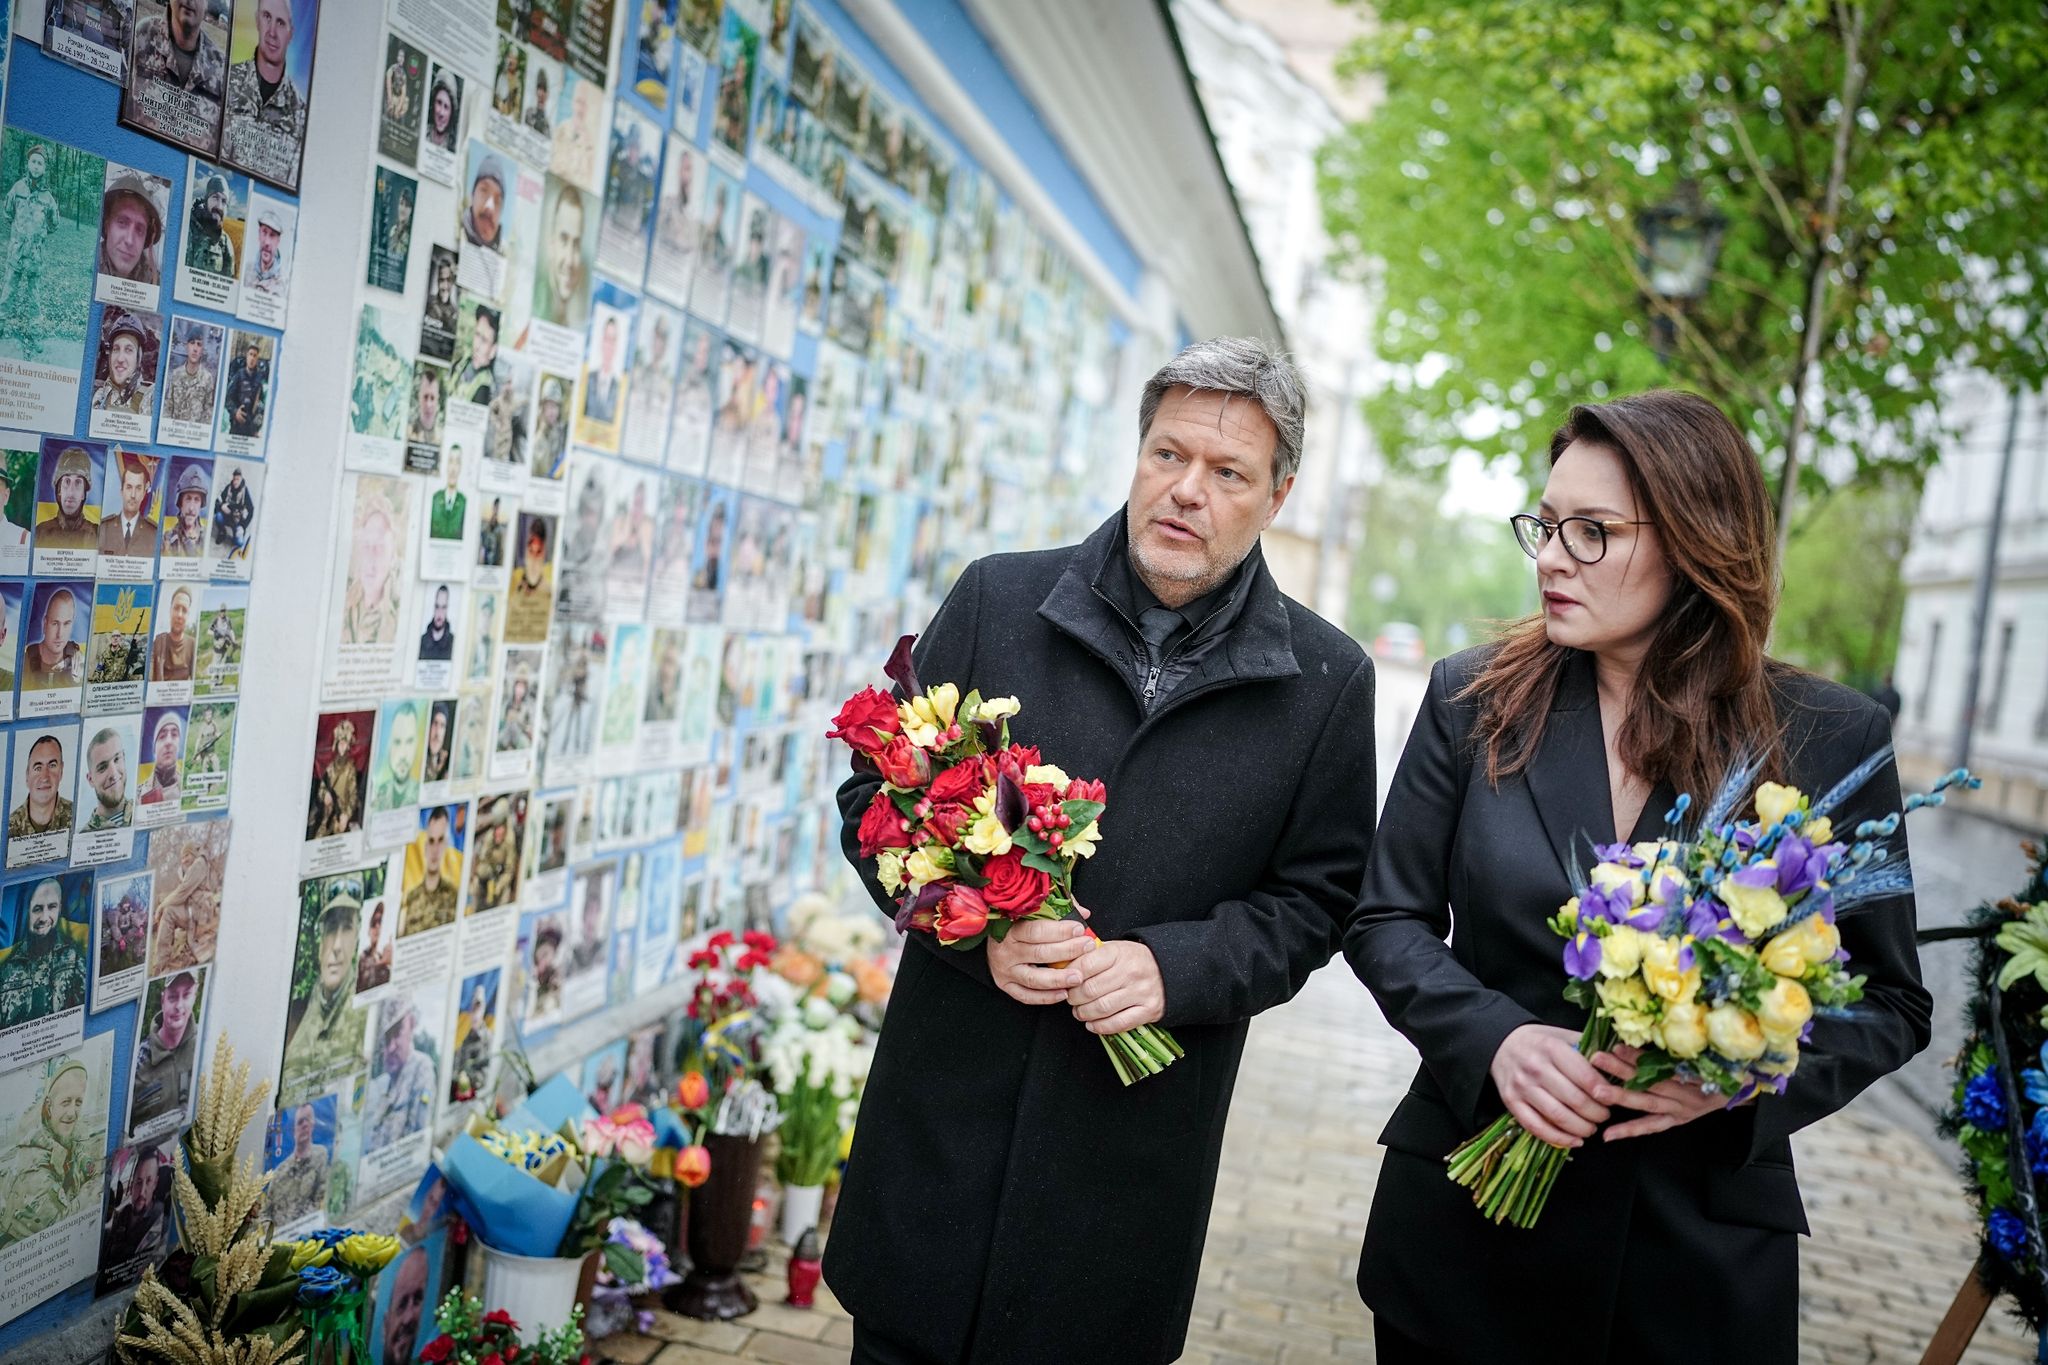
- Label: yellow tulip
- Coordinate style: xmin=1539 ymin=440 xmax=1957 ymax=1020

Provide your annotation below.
xmin=337 ymin=1233 xmax=401 ymax=1276
xmin=1754 ymin=782 xmax=1805 ymax=829
xmin=927 ymin=683 xmax=960 ymax=727
xmin=1706 ymin=1005 xmax=1767 ymax=1061
xmin=1756 ymin=977 xmax=1813 ymax=1046
xmin=1657 ymin=1002 xmax=1708 ymax=1058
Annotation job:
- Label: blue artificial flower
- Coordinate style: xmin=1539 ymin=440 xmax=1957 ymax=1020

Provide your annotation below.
xmin=1990 ymin=1208 xmax=2029 ymax=1261
xmin=1964 ymin=1070 xmax=2010 ymax=1132
xmin=2026 ymin=1130 xmax=2048 ymax=1181
xmin=2024 ymin=1065 xmax=2048 ymax=1110
xmin=296 ymin=1265 xmax=352 ymax=1305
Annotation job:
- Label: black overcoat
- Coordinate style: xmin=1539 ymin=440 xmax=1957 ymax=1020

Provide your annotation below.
xmin=1345 ymin=646 xmax=1932 ymax=1364
xmin=824 ymin=514 xmax=1378 ymax=1364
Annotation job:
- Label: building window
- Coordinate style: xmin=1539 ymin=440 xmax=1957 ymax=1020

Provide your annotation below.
xmin=1985 ymin=619 xmax=2016 ymax=733
xmin=1918 ymin=620 xmax=1942 ymax=723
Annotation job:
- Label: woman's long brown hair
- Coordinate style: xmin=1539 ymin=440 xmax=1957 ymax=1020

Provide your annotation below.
xmin=1462 ymin=390 xmax=1788 ymax=802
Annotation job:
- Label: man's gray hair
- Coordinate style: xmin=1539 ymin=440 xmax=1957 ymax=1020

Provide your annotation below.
xmin=1138 ymin=336 xmax=1306 ymax=487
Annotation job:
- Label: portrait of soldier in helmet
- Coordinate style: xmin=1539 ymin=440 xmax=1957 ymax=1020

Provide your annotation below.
xmin=94 ymin=164 xmax=170 ymax=311
xmin=88 ymin=308 xmax=162 ymax=444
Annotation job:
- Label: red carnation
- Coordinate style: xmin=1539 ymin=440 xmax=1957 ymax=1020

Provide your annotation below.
xmin=827 ymin=687 xmax=901 ymax=755
xmin=707 ymin=930 xmax=736 ymax=951
xmin=936 ymin=884 xmax=990 ymax=942
xmin=736 ymin=950 xmax=771 ymax=971
xmin=743 ymin=929 xmax=777 ymax=953
xmin=980 ymin=850 xmax=1052 ymax=918
xmin=857 ymin=791 xmax=913 ymax=857
xmin=924 ymin=802 xmax=975 ymax=847
xmin=875 ymin=736 xmax=933 ymax=789
xmin=927 ymin=758 xmax=990 ymax=805
xmin=1064 ymin=778 xmax=1107 ymax=804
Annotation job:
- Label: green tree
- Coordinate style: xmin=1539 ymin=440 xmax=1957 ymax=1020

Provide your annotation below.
xmin=1319 ymin=1 xmax=2048 ymax=527
xmin=1348 ymin=475 xmax=1536 ymax=654
xmin=1773 ymin=475 xmax=1917 ymax=684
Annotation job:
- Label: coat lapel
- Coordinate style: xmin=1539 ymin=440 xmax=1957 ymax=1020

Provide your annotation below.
xmin=1523 ymin=652 xmax=1615 ymax=881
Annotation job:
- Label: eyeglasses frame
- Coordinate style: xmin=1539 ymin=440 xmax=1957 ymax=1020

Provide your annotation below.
xmin=1508 ymin=513 xmax=1654 ymax=566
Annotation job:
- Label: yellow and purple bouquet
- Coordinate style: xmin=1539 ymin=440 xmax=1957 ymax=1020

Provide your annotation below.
xmin=1448 ymin=750 xmax=1975 ymax=1228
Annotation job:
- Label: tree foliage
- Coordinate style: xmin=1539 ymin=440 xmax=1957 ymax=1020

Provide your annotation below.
xmin=1772 ymin=475 xmax=1916 ymax=683
xmin=1347 ymin=475 xmax=1535 ymax=654
xmin=1319 ymin=0 xmax=2048 ymax=499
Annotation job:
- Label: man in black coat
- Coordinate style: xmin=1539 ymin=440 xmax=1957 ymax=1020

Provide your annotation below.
xmin=828 ymin=337 xmax=1378 ymax=1364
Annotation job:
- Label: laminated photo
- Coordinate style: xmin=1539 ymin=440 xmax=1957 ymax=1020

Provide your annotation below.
xmin=195 ymin=582 xmax=248 ymax=697
xmin=620 ymin=300 xmax=681 ymax=465
xmin=94 ymin=1138 xmax=178 ymax=1297
xmin=145 ymin=584 xmax=198 ymax=708
xmin=135 ymin=704 xmax=188 ymax=828
xmin=0 ymin=445 xmax=33 ymax=574
xmin=263 ymin=1091 xmax=338 ymax=1236
xmin=236 ymin=192 xmax=295 ymax=327
xmin=20 ymin=583 xmax=91 ymax=720
xmin=419 ymin=445 xmax=474 ymax=581
xmin=404 ymin=360 xmax=447 ymax=475
xmin=687 ymin=163 xmax=741 ymax=325
xmin=367 ymin=165 xmax=419 ymax=294
xmin=121 ymin=0 xmax=230 ymax=157
xmin=0 ymin=871 xmax=92 ymax=1071
xmin=73 ymin=715 xmax=142 ymax=865
xmin=354 ymin=887 xmax=393 ymax=996
xmin=179 ymin=699 xmax=235 ymax=812
xmin=125 ymin=963 xmax=207 ymax=1143
xmin=579 ymin=1039 xmax=625 ymax=1112
xmin=446 ymin=964 xmax=500 ymax=1105
xmin=173 ymin=159 xmax=246 ymax=312
xmin=370 ymin=1227 xmax=444 ymax=1365
xmin=418 ymin=245 xmax=461 ymax=362
xmin=158 ymin=315 xmax=224 ymax=450
xmin=347 ymin=303 xmax=409 ymax=473
xmin=488 ymin=644 xmax=541 ymax=781
xmin=96 ymin=448 xmax=161 ymax=580
xmin=553 ymin=452 xmax=609 ymax=621
xmin=304 ymin=708 xmax=372 ymax=866
xmin=685 ymin=483 xmax=734 ymax=624
xmin=378 ymin=31 xmax=427 ymax=167
xmin=597 ymin=621 xmax=648 ymax=766
xmin=480 ymin=349 xmax=535 ymax=498
xmin=455 ymin=138 xmax=510 ymax=299
xmin=647 ymin=474 xmax=704 ymax=623
xmin=704 ymin=336 xmax=752 ymax=487
xmin=0 ymin=1033 xmax=113 ymax=1327
xmin=645 ymin=133 xmax=703 ymax=309
xmin=520 ymin=173 xmax=595 ymax=372
xmin=280 ymin=868 xmax=377 ymax=1106
xmin=725 ymin=194 xmax=770 ymax=345
xmin=414 ymin=580 xmax=460 ymax=693
xmin=91 ymin=871 xmax=153 ymax=1013
xmin=324 ymin=473 xmax=412 ymax=698
xmin=557 ymin=859 xmax=611 ymax=1021
xmin=679 ymin=0 xmax=719 ymax=57
xmin=418 ymin=697 xmax=456 ymax=802
xmin=95 ymin=163 xmax=170 ymax=312
xmin=667 ymin=318 xmax=717 ymax=476
xmin=605 ymin=463 xmax=658 ymax=609
xmin=206 ymin=456 xmax=260 ymax=579
xmin=630 ymin=0 xmax=675 ymax=110
xmin=739 ymin=359 xmax=788 ymax=497
xmin=218 ymin=0 xmax=321 ymax=192
xmin=215 ymin=328 xmax=275 ymax=457
xmin=502 ymin=508 xmax=555 ymax=642
xmin=158 ymin=452 xmax=213 ymax=578
xmin=32 ymin=437 xmax=106 ymax=577
xmin=462 ymin=590 xmax=499 ymax=688
xmin=674 ymin=41 xmax=708 ymax=132
xmin=466 ymin=789 xmax=525 ymax=915
xmin=398 ymin=803 xmax=464 ymax=941
xmin=547 ymin=64 xmax=603 ymax=191
xmin=85 ymin=581 xmax=153 ymax=717
xmin=527 ymin=371 xmax=571 ymax=482
xmin=638 ymin=627 xmax=685 ymax=765
xmin=710 ymin=5 xmax=757 ymax=168
xmin=0 ymin=135 xmax=102 ymax=432
xmin=418 ymin=61 xmax=466 ymax=185
xmin=540 ymin=619 xmax=603 ymax=785
xmin=596 ymin=101 xmax=659 ymax=286
xmin=524 ymin=790 xmax=572 ymax=908
xmin=366 ymin=696 xmax=426 ymax=848
xmin=45 ymin=0 xmax=134 ymax=80
xmin=572 ymin=284 xmax=633 ymax=452
xmin=469 ymin=490 xmax=509 ymax=586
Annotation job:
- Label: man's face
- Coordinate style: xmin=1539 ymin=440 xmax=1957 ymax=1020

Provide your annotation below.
xmin=106 ymin=200 xmax=151 ymax=274
xmin=432 ymin=589 xmax=449 ymax=628
xmin=417 ymin=376 xmax=440 ymax=428
xmin=134 ymin=1156 xmax=159 ymax=1206
xmin=423 ymin=814 xmax=448 ymax=880
xmin=185 ymin=337 xmax=204 ymax=368
xmin=154 ymin=721 xmax=181 ymax=770
xmin=524 ymin=530 xmax=545 ymax=569
xmin=170 ymin=592 xmax=190 ymax=635
xmin=170 ymin=0 xmax=201 ymax=45
xmin=205 ymin=189 xmax=226 ymax=221
xmin=318 ymin=921 xmax=353 ymax=990
xmin=89 ymin=737 xmax=127 ymax=809
xmin=109 ymin=334 xmax=140 ymax=385
xmin=384 ymin=1013 xmax=415 ymax=1074
xmin=387 ymin=711 xmax=418 ymax=781
xmin=356 ymin=511 xmax=395 ymax=590
xmin=294 ymin=1105 xmax=315 ymax=1149
xmin=27 ymin=881 xmax=61 ymax=936
xmin=26 ymin=152 xmax=46 ymax=180
xmin=385 ymin=1251 xmax=428 ymax=1360
xmin=548 ymin=197 xmax=584 ymax=302
xmin=46 ymin=1070 xmax=86 ymax=1140
xmin=541 ymin=395 xmax=561 ymax=426
xmin=468 ymin=176 xmax=502 ymax=243
xmin=258 ymin=225 xmax=279 ymax=269
xmin=1125 ymin=386 xmax=1291 ymax=605
xmin=471 ymin=313 xmax=497 ymax=366
xmin=432 ymin=87 xmax=453 ymax=131
xmin=427 ymin=708 xmax=448 ymax=754
xmin=161 ymin=977 xmax=196 ymax=1034
xmin=245 ymin=343 xmax=261 ymax=369
xmin=26 ymin=739 xmax=62 ymax=803
xmin=445 ymin=452 xmax=462 ymax=491
xmin=600 ymin=319 xmax=618 ymax=370
xmin=121 ymin=469 xmax=148 ymax=518
xmin=256 ymin=0 xmax=292 ymax=69
xmin=180 ymin=490 xmax=204 ymax=527
xmin=56 ymin=473 xmax=87 ymax=518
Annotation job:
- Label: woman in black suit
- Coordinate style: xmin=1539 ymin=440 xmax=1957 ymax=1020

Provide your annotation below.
xmin=1345 ymin=390 xmax=1931 ymax=1364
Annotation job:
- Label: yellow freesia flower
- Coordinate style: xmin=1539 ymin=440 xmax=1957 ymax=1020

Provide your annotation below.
xmin=1754 ymin=782 xmax=1805 ymax=829
xmin=1595 ymin=924 xmax=1643 ymax=979
xmin=962 ymin=814 xmax=1012 ymax=858
xmin=905 ymin=848 xmax=952 ymax=888
xmin=1064 ymin=819 xmax=1101 ymax=859
xmin=898 ymin=701 xmax=941 ymax=749
xmin=977 ymin=696 xmax=1020 ymax=721
xmin=926 ymin=683 xmax=959 ymax=727
xmin=1804 ymin=816 xmax=1833 ymax=845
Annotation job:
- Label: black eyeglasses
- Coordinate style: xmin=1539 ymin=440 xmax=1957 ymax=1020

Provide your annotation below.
xmin=1509 ymin=514 xmax=1653 ymax=565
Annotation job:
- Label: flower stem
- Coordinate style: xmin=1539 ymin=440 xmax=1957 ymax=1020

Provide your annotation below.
xmin=1443 ymin=1014 xmax=1610 ymax=1228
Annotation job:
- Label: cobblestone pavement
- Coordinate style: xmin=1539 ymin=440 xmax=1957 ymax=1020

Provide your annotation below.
xmin=597 ymin=964 xmax=2038 ymax=1365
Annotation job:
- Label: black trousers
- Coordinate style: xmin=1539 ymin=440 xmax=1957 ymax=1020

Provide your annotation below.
xmin=849 ymin=1320 xmax=943 ymax=1365
xmin=1374 ymin=1315 xmax=1456 ymax=1365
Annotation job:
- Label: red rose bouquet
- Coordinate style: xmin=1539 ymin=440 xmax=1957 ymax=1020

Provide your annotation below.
xmin=830 ymin=636 xmax=1183 ymax=1085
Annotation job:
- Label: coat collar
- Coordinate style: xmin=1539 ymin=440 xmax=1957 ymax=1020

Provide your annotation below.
xmin=1523 ymin=650 xmax=1678 ymax=880
xmin=1037 ymin=511 xmax=1300 ymax=693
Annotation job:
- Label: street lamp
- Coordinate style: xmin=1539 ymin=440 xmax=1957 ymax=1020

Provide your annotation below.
xmin=1636 ymin=182 xmax=1727 ymax=362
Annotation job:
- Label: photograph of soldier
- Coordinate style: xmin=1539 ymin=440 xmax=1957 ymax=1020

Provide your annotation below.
xmin=405 ymin=363 xmax=446 ymax=477
xmin=138 ymin=707 xmax=185 ymax=811
xmin=23 ymin=583 xmax=91 ymax=697
xmin=448 ymin=968 xmax=497 ymax=1103
xmin=122 ymin=0 xmax=229 ymax=157
xmin=2 ymin=135 xmax=103 ymax=406
xmin=490 ymin=35 xmax=524 ymax=118
xmin=524 ymin=53 xmax=558 ymax=140
xmin=417 ymin=583 xmax=456 ymax=664
xmin=0 ymin=584 xmax=19 ymax=709
xmin=467 ymin=791 xmax=523 ymax=913
xmin=422 ymin=700 xmax=454 ymax=787
xmin=524 ymin=911 xmax=565 ymax=1028
xmin=98 ymin=448 xmax=161 ymax=563
xmin=96 ymin=1141 xmax=176 ymax=1296
xmin=426 ymin=448 xmax=466 ymax=548
xmin=348 ymin=303 xmax=407 ymax=447
xmin=34 ymin=440 xmax=105 ymax=566
xmin=239 ymin=199 xmax=293 ymax=321
xmin=280 ymin=874 xmax=371 ymax=1102
xmin=0 ymin=1044 xmax=109 ymax=1254
xmin=493 ymin=648 xmax=539 ymax=757
xmin=45 ymin=0 xmax=138 ymax=81
xmin=484 ymin=350 xmax=533 ymax=475
xmin=88 ymin=307 xmax=160 ymax=440
xmin=554 ymin=460 xmax=607 ymax=622
xmin=78 ymin=721 xmax=140 ymax=834
xmin=450 ymin=296 xmax=506 ymax=405
xmin=419 ymin=246 xmax=459 ymax=361
xmin=304 ymin=709 xmax=371 ymax=839
xmin=367 ymin=166 xmax=417 ymax=294
xmin=0 ymin=453 xmax=33 ymax=572
xmin=95 ymin=164 xmax=169 ymax=310
xmin=400 ymin=804 xmax=463 ymax=936
xmin=262 ymin=1096 xmax=334 ymax=1228
xmin=95 ymin=873 xmax=152 ymax=986
xmin=180 ymin=700 xmax=235 ymax=809
xmin=530 ymin=375 xmax=570 ymax=480
xmin=211 ymin=458 xmax=258 ymax=562
xmin=713 ymin=7 xmax=756 ymax=159
xmin=127 ymin=966 xmax=204 ymax=1135
xmin=363 ymin=991 xmax=439 ymax=1152
xmin=464 ymin=590 xmax=499 ymax=685
xmin=379 ymin=32 xmax=426 ymax=167
xmin=459 ymin=141 xmax=506 ymax=268
xmin=504 ymin=512 xmax=556 ymax=643
xmin=0 ymin=875 xmax=90 ymax=1031
xmin=580 ymin=310 xmax=624 ymax=427
xmin=375 ymin=1239 xmax=439 ymax=1365
xmin=355 ymin=897 xmax=391 ymax=992
xmin=175 ymin=164 xmax=242 ymax=308
xmin=149 ymin=584 xmax=196 ymax=688
xmin=423 ymin=63 xmax=463 ymax=160
xmin=531 ymin=176 xmax=593 ymax=331
xmin=159 ymin=316 xmax=222 ymax=448
xmin=368 ymin=697 xmax=423 ymax=815
xmin=542 ymin=623 xmax=599 ymax=779
xmin=159 ymin=456 xmax=212 ymax=560
xmin=644 ymin=629 xmax=683 ymax=724
xmin=87 ymin=582 xmax=152 ymax=702
xmin=621 ymin=305 xmax=678 ymax=464
xmin=669 ymin=321 xmax=717 ymax=477
xmin=452 ymin=696 xmax=488 ymax=785
xmin=189 ymin=590 xmax=238 ymax=698
xmin=339 ymin=475 xmax=407 ymax=646
xmin=8 ymin=730 xmax=77 ymax=868
xmin=218 ymin=329 xmax=273 ymax=451
xmin=564 ymin=863 xmax=612 ymax=982
xmin=219 ymin=0 xmax=319 ymax=191
xmin=145 ymin=820 xmax=227 ymax=971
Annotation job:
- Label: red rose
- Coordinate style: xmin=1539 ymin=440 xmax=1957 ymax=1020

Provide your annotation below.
xmin=827 ymin=687 xmax=901 ymax=755
xmin=1020 ymin=782 xmax=1058 ymax=810
xmin=421 ymin=1338 xmax=455 ymax=1363
xmin=482 ymin=1354 xmax=505 ymax=1365
xmin=924 ymin=802 xmax=974 ymax=847
xmin=857 ymin=791 xmax=913 ymax=857
xmin=936 ymin=884 xmax=990 ymax=942
xmin=1064 ymin=778 xmax=1107 ymax=805
xmin=484 ymin=1310 xmax=518 ymax=1327
xmin=980 ymin=850 xmax=1052 ymax=918
xmin=927 ymin=758 xmax=990 ymax=805
xmin=875 ymin=736 xmax=933 ymax=789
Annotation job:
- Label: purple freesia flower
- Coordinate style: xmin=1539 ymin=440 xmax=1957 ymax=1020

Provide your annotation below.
xmin=1577 ymin=884 xmax=1625 ymax=925
xmin=1733 ymin=827 xmax=1758 ymax=853
xmin=1773 ymin=834 xmax=1831 ymax=899
xmin=1805 ymin=888 xmax=1837 ymax=925
xmin=1563 ymin=932 xmax=1602 ymax=980
xmin=1594 ymin=842 xmax=1644 ymax=868
xmin=1728 ymin=863 xmax=1780 ymax=892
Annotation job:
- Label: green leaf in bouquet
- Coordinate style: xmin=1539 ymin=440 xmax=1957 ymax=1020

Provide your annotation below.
xmin=1981 ymin=1153 xmax=2016 ymax=1211
xmin=1562 ymin=979 xmax=1597 ymax=1011
xmin=1060 ymin=799 xmax=1105 ymax=827
xmin=1996 ymin=904 xmax=2048 ymax=992
xmin=888 ymin=787 xmax=920 ymax=816
xmin=951 ymin=853 xmax=988 ymax=888
xmin=1627 ymin=1051 xmax=1679 ymax=1090
xmin=603 ymin=1242 xmax=647 ymax=1287
xmin=1021 ymin=850 xmax=1066 ymax=877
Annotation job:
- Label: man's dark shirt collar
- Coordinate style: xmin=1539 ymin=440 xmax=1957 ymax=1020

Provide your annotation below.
xmin=1098 ymin=515 xmax=1255 ymax=647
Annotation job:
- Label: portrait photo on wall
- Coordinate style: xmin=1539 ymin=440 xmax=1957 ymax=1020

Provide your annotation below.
xmin=0 ymin=134 xmax=102 ymax=432
xmin=216 ymin=329 xmax=275 ymax=457
xmin=280 ymin=867 xmax=379 ymax=1106
xmin=238 ymin=193 xmax=296 ymax=328
xmin=196 ymin=584 xmax=249 ymax=697
xmin=20 ymin=583 xmax=90 ymax=715
xmin=305 ymin=707 xmax=374 ymax=846
xmin=46 ymin=0 xmax=135 ymax=81
xmin=208 ymin=457 xmax=261 ymax=579
xmin=95 ymin=163 xmax=171 ymax=313
xmin=262 ymin=1089 xmax=338 ymax=1234
xmin=126 ymin=963 xmax=208 ymax=1143
xmin=145 ymin=818 xmax=229 ymax=977
xmin=0 ymin=870 xmax=92 ymax=1070
xmin=92 ymin=869 xmax=154 ymax=1012
xmin=218 ymin=0 xmax=322 ymax=193
xmin=0 ymin=1034 xmax=114 ymax=1325
xmin=466 ymin=789 xmax=525 ymax=916
xmin=159 ymin=315 xmax=225 ymax=450
xmin=159 ymin=453 xmax=215 ymax=573
xmin=32 ymin=438 xmax=105 ymax=577
xmin=85 ymin=581 xmax=154 ymax=718
xmin=96 ymin=448 xmax=161 ymax=579
xmin=86 ymin=306 xmax=163 ymax=444
xmin=419 ymin=60 xmax=464 ymax=185
xmin=0 ymin=583 xmax=22 ymax=722
xmin=136 ymin=704 xmax=189 ymax=824
xmin=398 ymin=802 xmax=464 ymax=939
xmin=180 ymin=698 xmax=236 ymax=812
xmin=73 ymin=713 xmax=144 ymax=866
xmin=122 ymin=0 xmax=231 ymax=157
xmin=95 ymin=1138 xmax=179 ymax=1296
xmin=174 ymin=159 xmax=247 ymax=312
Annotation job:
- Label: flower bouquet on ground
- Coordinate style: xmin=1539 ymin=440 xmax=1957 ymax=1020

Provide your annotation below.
xmin=1449 ymin=754 xmax=1973 ymax=1228
xmin=418 ymin=1289 xmax=590 ymax=1365
xmin=765 ymin=998 xmax=874 ymax=1238
xmin=584 ymin=1217 xmax=681 ymax=1338
xmin=829 ymin=635 xmax=1183 ymax=1085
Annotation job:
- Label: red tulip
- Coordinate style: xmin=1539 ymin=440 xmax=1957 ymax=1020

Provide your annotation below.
xmin=677 ymin=1070 xmax=710 ymax=1110
xmin=874 ymin=736 xmax=933 ymax=789
xmin=677 ymin=1144 xmax=713 ymax=1188
xmin=936 ymin=885 xmax=990 ymax=943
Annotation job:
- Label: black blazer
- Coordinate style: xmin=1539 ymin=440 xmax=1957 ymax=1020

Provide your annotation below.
xmin=1345 ymin=646 xmax=1931 ymax=1364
